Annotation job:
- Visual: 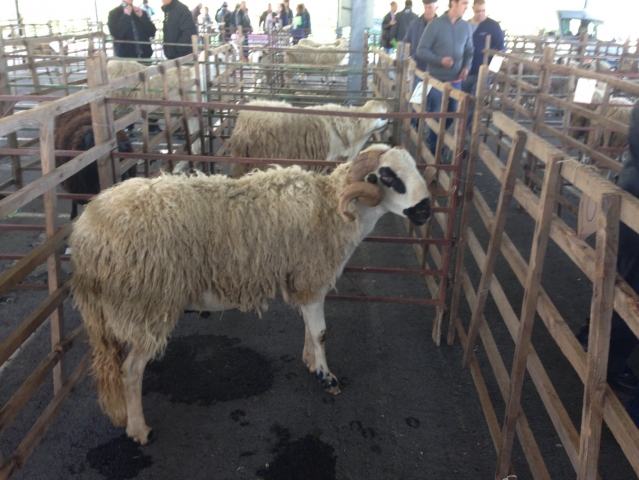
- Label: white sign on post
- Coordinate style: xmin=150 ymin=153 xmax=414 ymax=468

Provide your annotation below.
xmin=577 ymin=192 xmax=598 ymax=240
xmin=488 ymin=55 xmax=504 ymax=73
xmin=409 ymin=81 xmax=432 ymax=105
xmin=573 ymin=78 xmax=598 ymax=104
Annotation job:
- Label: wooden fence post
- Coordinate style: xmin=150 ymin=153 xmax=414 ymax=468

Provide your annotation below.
xmin=447 ymin=64 xmax=490 ymax=345
xmin=461 ymin=131 xmax=527 ymax=366
xmin=39 ymin=117 xmax=66 ymax=394
xmin=0 ymin=34 xmax=22 ymax=190
xmin=86 ymin=53 xmax=115 ymax=190
xmin=577 ymin=192 xmax=620 ymax=480
xmin=495 ymin=155 xmax=562 ymax=479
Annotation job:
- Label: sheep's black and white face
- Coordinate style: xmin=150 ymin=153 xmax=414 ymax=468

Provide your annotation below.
xmin=365 ymin=146 xmax=431 ymax=225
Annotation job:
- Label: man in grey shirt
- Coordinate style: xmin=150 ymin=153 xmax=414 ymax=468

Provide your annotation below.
xmin=416 ymin=0 xmax=472 ymax=154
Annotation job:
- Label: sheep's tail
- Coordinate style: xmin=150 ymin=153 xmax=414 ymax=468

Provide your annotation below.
xmin=83 ymin=305 xmax=128 ymax=427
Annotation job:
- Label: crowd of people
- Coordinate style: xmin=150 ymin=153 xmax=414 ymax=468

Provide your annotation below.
xmin=108 ymin=0 xmax=312 ymax=65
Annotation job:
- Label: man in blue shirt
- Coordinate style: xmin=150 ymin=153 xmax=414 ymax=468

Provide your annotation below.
xmin=461 ymin=0 xmax=504 ymax=96
xmin=416 ymin=0 xmax=473 ymax=154
xmin=403 ymin=0 xmax=438 ymax=73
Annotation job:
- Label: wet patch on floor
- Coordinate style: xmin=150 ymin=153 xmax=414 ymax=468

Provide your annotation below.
xmin=145 ymin=335 xmax=274 ymax=404
xmin=257 ymin=424 xmax=337 ymax=480
xmin=85 ymin=434 xmax=153 ymax=479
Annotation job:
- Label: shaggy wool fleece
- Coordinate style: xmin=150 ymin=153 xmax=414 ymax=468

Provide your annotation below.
xmin=70 ymin=163 xmax=362 ymax=359
xmin=230 ymin=100 xmax=387 ymax=177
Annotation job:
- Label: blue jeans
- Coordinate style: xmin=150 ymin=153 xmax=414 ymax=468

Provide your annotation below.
xmin=427 ymin=80 xmax=460 ymax=155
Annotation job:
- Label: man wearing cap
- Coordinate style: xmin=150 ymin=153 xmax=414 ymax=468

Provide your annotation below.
xmin=215 ymin=2 xmax=231 ymax=41
xmin=462 ymin=0 xmax=504 ymax=95
xmin=403 ymin=0 xmax=438 ymax=72
xmin=416 ymin=0 xmax=473 ymax=154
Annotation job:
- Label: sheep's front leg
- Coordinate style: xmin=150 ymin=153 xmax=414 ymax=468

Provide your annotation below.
xmin=301 ymin=298 xmax=341 ymax=395
xmin=122 ymin=348 xmax=154 ymax=445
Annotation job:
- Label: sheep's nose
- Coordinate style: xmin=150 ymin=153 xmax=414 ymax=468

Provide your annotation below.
xmin=403 ymin=198 xmax=431 ymax=226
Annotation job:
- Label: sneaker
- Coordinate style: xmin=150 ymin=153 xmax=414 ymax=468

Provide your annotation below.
xmin=609 ymin=367 xmax=639 ymax=394
xmin=148 ymin=123 xmax=162 ymax=134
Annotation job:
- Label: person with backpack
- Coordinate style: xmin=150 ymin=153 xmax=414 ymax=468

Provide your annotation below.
xmin=215 ymin=2 xmax=231 ymax=40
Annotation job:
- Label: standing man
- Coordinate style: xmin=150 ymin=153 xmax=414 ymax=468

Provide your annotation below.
xmin=161 ymin=0 xmax=198 ymax=59
xmin=215 ymin=2 xmax=231 ymax=41
xmin=416 ymin=0 xmax=473 ymax=154
xmin=391 ymin=1 xmax=418 ymax=51
xmin=461 ymin=0 xmax=504 ymax=95
xmin=235 ymin=1 xmax=252 ymax=60
xmin=108 ymin=0 xmax=157 ymax=59
xmin=141 ymin=0 xmax=154 ymax=19
xmin=191 ymin=3 xmax=203 ymax=25
xmin=381 ymin=2 xmax=397 ymax=54
xmin=403 ymin=0 xmax=438 ymax=72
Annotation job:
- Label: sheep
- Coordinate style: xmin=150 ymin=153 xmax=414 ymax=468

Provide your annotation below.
xmin=585 ymin=97 xmax=634 ymax=153
xmin=69 ymin=144 xmax=440 ymax=445
xmin=229 ymin=99 xmax=389 ymax=178
xmin=284 ymin=38 xmax=350 ymax=84
xmin=54 ymin=105 xmax=135 ymax=220
xmin=284 ymin=38 xmax=349 ymax=65
xmin=568 ymin=94 xmax=633 ymax=158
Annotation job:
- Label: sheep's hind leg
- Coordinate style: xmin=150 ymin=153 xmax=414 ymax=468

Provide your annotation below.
xmin=301 ymin=298 xmax=340 ymax=395
xmin=122 ymin=348 xmax=154 ymax=445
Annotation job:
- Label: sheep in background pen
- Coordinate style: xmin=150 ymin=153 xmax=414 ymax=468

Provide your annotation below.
xmin=284 ymin=37 xmax=349 ymax=84
xmin=70 ymin=144 xmax=442 ymax=445
xmin=567 ymin=92 xmax=634 ymax=163
xmin=229 ymin=99 xmax=388 ymax=178
xmin=55 ymin=105 xmax=135 ymax=220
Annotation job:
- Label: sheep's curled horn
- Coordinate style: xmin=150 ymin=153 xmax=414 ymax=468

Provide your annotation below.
xmin=338 ymin=149 xmax=385 ymax=222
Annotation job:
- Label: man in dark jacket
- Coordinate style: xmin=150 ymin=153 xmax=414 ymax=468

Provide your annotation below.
xmin=161 ymin=0 xmax=198 ymax=59
xmin=216 ymin=2 xmax=231 ymax=41
xmin=381 ymin=1 xmax=398 ymax=54
xmin=391 ymin=1 xmax=418 ymax=49
xmin=461 ymin=0 xmax=504 ymax=95
xmin=403 ymin=0 xmax=437 ymax=71
xmin=108 ymin=0 xmax=157 ymax=59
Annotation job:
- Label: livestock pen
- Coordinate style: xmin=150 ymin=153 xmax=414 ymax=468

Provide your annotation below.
xmin=1 ymin=29 xmax=638 ymax=480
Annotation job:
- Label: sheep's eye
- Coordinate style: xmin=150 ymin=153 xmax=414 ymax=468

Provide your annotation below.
xmin=366 ymin=173 xmax=378 ymax=184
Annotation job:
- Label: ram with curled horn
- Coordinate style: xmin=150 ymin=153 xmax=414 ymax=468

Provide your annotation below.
xmin=69 ymin=143 xmax=435 ymax=445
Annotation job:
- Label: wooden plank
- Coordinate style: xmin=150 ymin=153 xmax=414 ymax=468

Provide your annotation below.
xmin=86 ymin=54 xmax=115 ymax=190
xmin=39 ymin=116 xmax=66 ymax=393
xmin=447 ymin=65 xmax=489 ymax=345
xmin=577 ymin=193 xmax=620 ymax=480
xmin=462 ymin=131 xmax=527 ymax=367
xmin=0 ymin=351 xmax=91 ymax=480
xmin=464 ymin=269 xmax=551 ymax=479
xmin=0 ymin=223 xmax=73 ymax=299
xmin=0 ymin=86 xmax=111 ymax=137
xmin=0 ymin=323 xmax=84 ymax=437
xmin=0 ymin=281 xmax=71 ymax=369
xmin=0 ymin=139 xmax=116 ymax=218
xmin=493 ymin=111 xmax=639 ymax=263
xmin=496 ymin=156 xmax=562 ymax=478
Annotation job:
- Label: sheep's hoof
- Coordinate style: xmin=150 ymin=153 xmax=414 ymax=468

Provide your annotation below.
xmin=127 ymin=426 xmax=155 ymax=446
xmin=316 ymin=370 xmax=340 ymax=394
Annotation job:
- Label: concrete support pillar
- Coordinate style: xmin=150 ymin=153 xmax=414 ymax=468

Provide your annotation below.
xmin=346 ymin=0 xmax=368 ymax=99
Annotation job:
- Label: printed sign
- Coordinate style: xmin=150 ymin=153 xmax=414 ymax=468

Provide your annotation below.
xmin=573 ymin=78 xmax=598 ymax=104
xmin=409 ymin=82 xmax=432 ymax=105
xmin=577 ymin=192 xmax=598 ymax=240
xmin=488 ymin=55 xmax=504 ymax=73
